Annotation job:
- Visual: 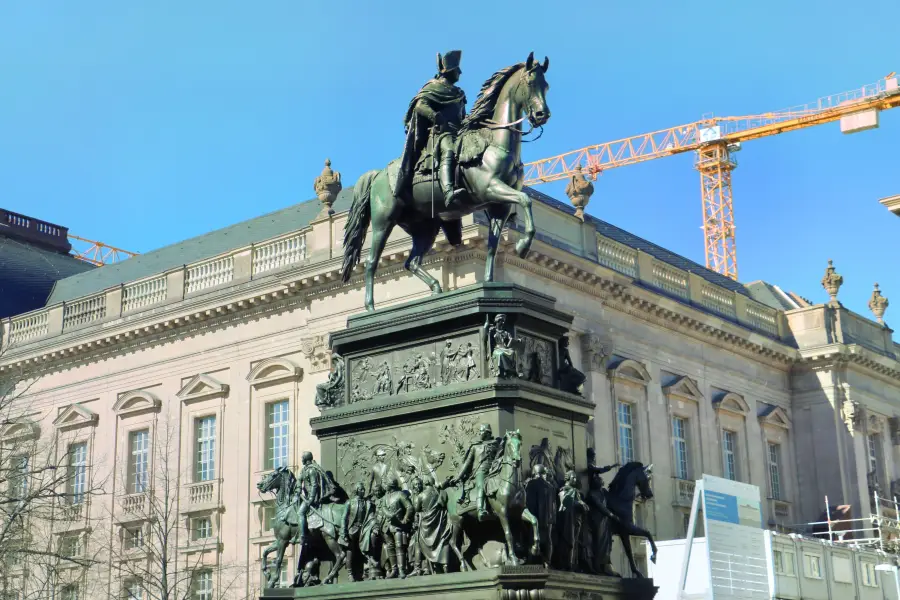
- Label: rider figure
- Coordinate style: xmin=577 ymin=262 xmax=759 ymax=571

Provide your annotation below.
xmin=395 ymin=50 xmax=467 ymax=208
xmin=446 ymin=423 xmax=499 ymax=522
xmin=294 ymin=451 xmax=333 ymax=546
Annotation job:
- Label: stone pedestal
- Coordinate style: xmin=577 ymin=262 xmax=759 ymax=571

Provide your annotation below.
xmin=264 ymin=283 xmax=656 ymax=599
xmin=261 ymin=566 xmax=657 ymax=600
xmin=315 ymin=284 xmax=593 ymax=489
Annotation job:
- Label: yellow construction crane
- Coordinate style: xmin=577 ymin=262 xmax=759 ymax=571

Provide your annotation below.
xmin=523 ymin=73 xmax=900 ymax=280
xmin=69 ymin=234 xmax=138 ymax=266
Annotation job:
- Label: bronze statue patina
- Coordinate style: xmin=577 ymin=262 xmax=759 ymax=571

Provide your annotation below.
xmin=341 ymin=52 xmax=551 ymax=311
xmin=339 ymin=482 xmax=372 ymax=581
xmin=396 ymin=51 xmax=467 ymax=208
xmin=486 ymin=314 xmax=521 ymax=378
xmin=585 ymin=448 xmax=621 ymax=576
xmin=557 ymin=335 xmax=586 ymax=395
xmin=443 ymin=428 xmax=540 ymax=569
xmin=524 ymin=464 xmax=557 ymax=567
xmin=604 ymin=462 xmax=658 ymax=578
xmin=556 ymin=470 xmax=591 ymax=570
xmin=315 ymin=354 xmax=345 ymax=408
xmin=382 ymin=476 xmax=415 ymax=578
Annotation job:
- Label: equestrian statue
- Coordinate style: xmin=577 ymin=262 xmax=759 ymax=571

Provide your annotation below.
xmin=341 ymin=50 xmax=551 ymax=311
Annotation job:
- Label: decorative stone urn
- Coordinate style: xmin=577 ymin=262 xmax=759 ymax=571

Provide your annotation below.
xmin=313 ymin=158 xmax=342 ymax=216
xmin=869 ymin=283 xmax=889 ymax=325
xmin=821 ymin=259 xmax=843 ymax=307
xmin=565 ymin=165 xmax=594 ymax=221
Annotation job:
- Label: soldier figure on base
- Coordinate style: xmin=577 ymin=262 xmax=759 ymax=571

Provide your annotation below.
xmin=445 ymin=423 xmax=500 ymax=521
xmin=382 ymin=476 xmax=415 ymax=578
xmin=294 ymin=451 xmax=335 ymax=546
xmin=395 ymin=50 xmax=467 ymax=208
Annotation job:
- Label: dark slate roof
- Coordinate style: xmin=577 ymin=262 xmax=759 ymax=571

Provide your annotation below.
xmin=757 ymin=402 xmax=778 ymax=418
xmin=45 ymin=191 xmax=356 ymax=306
xmin=523 ymin=188 xmax=751 ymax=298
xmin=0 ymin=236 xmax=95 ymax=318
xmin=44 ymin=186 xmax=749 ymax=307
xmin=744 ymin=281 xmax=801 ymax=311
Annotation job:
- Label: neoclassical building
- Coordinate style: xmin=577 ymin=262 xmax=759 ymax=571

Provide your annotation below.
xmin=1 ymin=163 xmax=898 ymax=598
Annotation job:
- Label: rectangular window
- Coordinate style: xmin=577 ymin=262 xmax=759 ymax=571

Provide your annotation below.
xmin=60 ymin=535 xmax=82 ymax=559
xmin=266 ymin=401 xmax=289 ymax=470
xmin=60 ymin=585 xmax=79 ymax=600
xmin=129 ymin=430 xmax=150 ymax=494
xmin=125 ymin=580 xmax=142 ymax=600
xmin=263 ymin=505 xmax=277 ymax=531
xmin=125 ymin=527 xmax=144 ymax=550
xmin=195 ymin=416 xmax=216 ymax=482
xmin=672 ymin=417 xmax=689 ymax=480
xmin=773 ymin=549 xmax=795 ymax=576
xmin=192 ymin=517 xmax=212 ymax=541
xmin=67 ymin=443 xmax=87 ymax=505
xmin=867 ymin=434 xmax=881 ymax=481
xmin=768 ymin=443 xmax=782 ymax=500
xmin=10 ymin=455 xmax=28 ymax=500
xmin=193 ymin=570 xmax=213 ymax=600
xmin=861 ymin=561 xmax=877 ymax=587
xmin=616 ymin=401 xmax=635 ymax=464
xmin=722 ymin=431 xmax=737 ymax=481
xmin=803 ymin=554 xmax=822 ymax=579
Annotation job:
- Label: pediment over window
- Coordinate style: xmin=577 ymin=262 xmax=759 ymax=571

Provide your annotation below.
xmin=713 ymin=392 xmax=750 ymax=416
xmin=0 ymin=419 xmax=40 ymax=441
xmin=759 ymin=404 xmax=791 ymax=430
xmin=177 ymin=374 xmax=229 ymax=403
xmin=113 ymin=390 xmax=162 ymax=417
xmin=607 ymin=359 xmax=651 ymax=386
xmin=246 ymin=357 xmax=303 ymax=387
xmin=663 ymin=376 xmax=703 ymax=403
xmin=53 ymin=404 xmax=99 ymax=428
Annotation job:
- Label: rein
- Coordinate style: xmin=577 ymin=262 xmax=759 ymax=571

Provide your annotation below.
xmin=483 ymin=117 xmax=544 ymax=143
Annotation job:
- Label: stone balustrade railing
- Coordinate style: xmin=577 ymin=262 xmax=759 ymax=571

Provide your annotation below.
xmin=187 ymin=480 xmax=217 ymax=505
xmin=1 ymin=229 xmax=311 ymax=350
xmin=0 ymin=211 xmax=808 ymax=351
xmin=596 ymin=237 xmax=784 ymax=338
xmin=674 ymin=478 xmax=695 ymax=508
xmin=120 ymin=493 xmax=147 ymax=515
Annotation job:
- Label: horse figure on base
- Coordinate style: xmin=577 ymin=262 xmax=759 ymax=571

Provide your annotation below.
xmin=341 ymin=52 xmax=551 ymax=311
xmin=256 ymin=467 xmax=348 ymax=588
xmin=605 ymin=462 xmax=658 ymax=578
xmin=443 ymin=430 xmax=540 ymax=570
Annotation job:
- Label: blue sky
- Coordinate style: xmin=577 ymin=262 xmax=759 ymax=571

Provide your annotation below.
xmin=1 ymin=2 xmax=897 ymax=322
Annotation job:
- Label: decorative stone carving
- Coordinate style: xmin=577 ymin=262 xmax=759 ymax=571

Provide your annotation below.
xmin=313 ymin=158 xmax=342 ymax=216
xmin=487 ymin=314 xmax=522 ymax=379
xmin=565 ymin=165 xmax=594 ymax=221
xmin=821 ymin=259 xmax=843 ymax=307
xmin=841 ymin=398 xmax=862 ymax=431
xmin=301 ymin=335 xmax=331 ymax=373
xmin=868 ymin=283 xmax=889 ymax=325
xmin=580 ymin=334 xmax=609 ymax=372
xmin=315 ymin=354 xmax=345 ymax=409
xmin=868 ymin=414 xmax=884 ymax=434
xmin=396 ymin=352 xmax=434 ymax=394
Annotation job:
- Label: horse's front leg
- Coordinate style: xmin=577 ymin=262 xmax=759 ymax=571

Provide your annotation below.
xmin=519 ymin=508 xmax=541 ymax=561
xmin=322 ymin=535 xmax=346 ymax=585
xmin=484 ymin=208 xmax=508 ymax=282
xmin=448 ymin=515 xmax=469 ymax=572
xmin=485 ymin=178 xmax=535 ymax=259
xmin=497 ymin=509 xmax=521 ymax=566
xmin=261 ymin=539 xmax=281 ymax=588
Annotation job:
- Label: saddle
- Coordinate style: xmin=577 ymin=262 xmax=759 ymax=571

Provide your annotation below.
xmin=406 ymin=128 xmax=492 ymax=187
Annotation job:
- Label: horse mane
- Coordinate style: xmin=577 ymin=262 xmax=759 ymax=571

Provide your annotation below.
xmin=608 ymin=461 xmax=644 ymax=494
xmin=460 ymin=63 xmax=525 ymax=132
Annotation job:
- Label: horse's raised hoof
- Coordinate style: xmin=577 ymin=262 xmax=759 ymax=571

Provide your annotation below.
xmin=530 ymin=544 xmax=540 ymax=557
xmin=651 ymin=552 xmax=658 ymax=564
xmin=515 ymin=238 xmax=531 ymax=259
xmin=505 ymin=555 xmax=522 ymax=567
xmin=430 ymin=283 xmax=443 ymax=295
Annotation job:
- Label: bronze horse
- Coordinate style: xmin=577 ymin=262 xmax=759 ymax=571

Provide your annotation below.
xmin=256 ymin=467 xmax=348 ymax=587
xmin=442 ymin=430 xmax=540 ymax=569
xmin=341 ymin=53 xmax=551 ymax=311
xmin=604 ymin=462 xmax=658 ymax=578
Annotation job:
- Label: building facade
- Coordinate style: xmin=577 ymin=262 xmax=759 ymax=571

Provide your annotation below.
xmin=1 ymin=176 xmax=898 ymax=598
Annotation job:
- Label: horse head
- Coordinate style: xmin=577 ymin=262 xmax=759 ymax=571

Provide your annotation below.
xmin=503 ymin=429 xmax=523 ymax=468
xmin=256 ymin=466 xmax=293 ymax=496
xmin=609 ymin=462 xmax=654 ymax=503
xmin=519 ymin=52 xmax=551 ymax=127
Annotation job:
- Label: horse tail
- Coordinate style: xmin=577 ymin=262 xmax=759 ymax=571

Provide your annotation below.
xmin=341 ymin=170 xmax=378 ymax=283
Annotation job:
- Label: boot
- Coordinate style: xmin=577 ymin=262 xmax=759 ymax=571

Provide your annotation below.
xmin=476 ymin=490 xmax=488 ymax=521
xmin=440 ymin=150 xmax=464 ymax=208
xmin=396 ymin=548 xmax=408 ymax=579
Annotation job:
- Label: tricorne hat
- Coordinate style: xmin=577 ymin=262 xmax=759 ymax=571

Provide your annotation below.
xmin=437 ymin=50 xmax=462 ymax=76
